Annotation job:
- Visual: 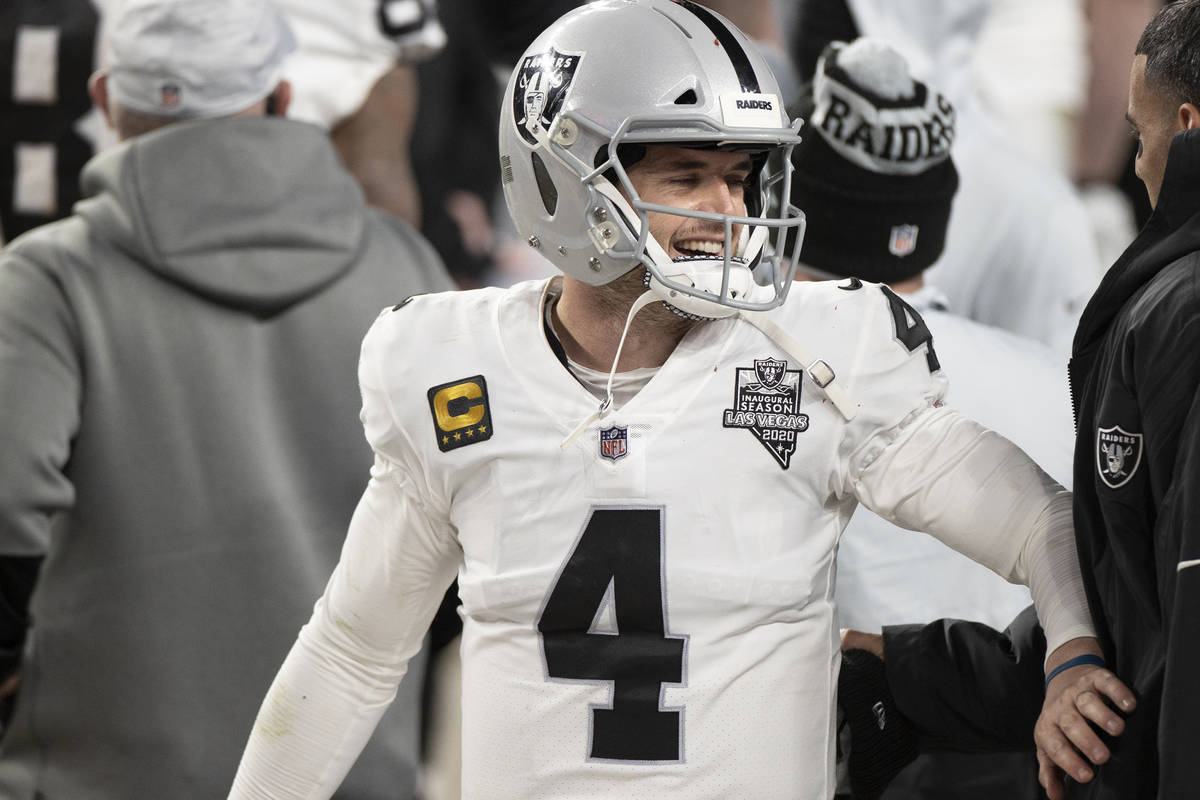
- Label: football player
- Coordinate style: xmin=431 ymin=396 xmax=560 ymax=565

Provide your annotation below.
xmin=229 ymin=2 xmax=1123 ymax=798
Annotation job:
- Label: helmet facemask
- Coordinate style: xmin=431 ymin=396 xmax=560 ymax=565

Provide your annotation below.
xmin=544 ymin=111 xmax=807 ymax=319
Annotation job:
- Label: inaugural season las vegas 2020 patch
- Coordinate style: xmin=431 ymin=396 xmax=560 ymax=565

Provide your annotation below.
xmin=723 ymin=358 xmax=809 ymax=469
xmin=428 ymin=375 xmax=493 ymax=453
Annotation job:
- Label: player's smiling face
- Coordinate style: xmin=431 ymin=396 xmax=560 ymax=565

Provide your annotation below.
xmin=624 ymin=145 xmax=751 ymax=261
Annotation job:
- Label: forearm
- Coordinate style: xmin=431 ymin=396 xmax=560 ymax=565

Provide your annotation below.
xmin=1011 ymin=491 xmax=1095 ymax=660
xmin=229 ymin=609 xmax=406 ymax=800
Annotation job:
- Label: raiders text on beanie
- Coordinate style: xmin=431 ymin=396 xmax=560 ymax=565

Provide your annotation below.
xmin=791 ymin=37 xmax=959 ymax=284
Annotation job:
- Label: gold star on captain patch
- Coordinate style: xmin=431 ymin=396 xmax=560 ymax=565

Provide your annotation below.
xmin=465 ymin=428 xmax=474 ymax=437
xmin=442 ymin=436 xmax=450 ymax=445
xmin=478 ymin=425 xmax=488 ymax=434
xmin=454 ymin=432 xmax=462 ymax=441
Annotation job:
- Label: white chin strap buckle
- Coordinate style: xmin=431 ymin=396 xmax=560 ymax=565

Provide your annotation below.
xmin=646 ymin=257 xmax=762 ymax=319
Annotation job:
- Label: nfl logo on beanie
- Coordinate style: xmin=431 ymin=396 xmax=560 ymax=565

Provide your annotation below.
xmin=790 ymin=38 xmax=959 ymax=284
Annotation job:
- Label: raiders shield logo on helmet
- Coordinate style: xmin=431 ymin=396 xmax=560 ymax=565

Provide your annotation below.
xmin=1096 ymin=425 xmax=1142 ymax=489
xmin=513 ymin=48 xmax=583 ymax=145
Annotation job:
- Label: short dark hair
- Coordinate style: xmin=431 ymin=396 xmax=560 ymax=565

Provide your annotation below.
xmin=1136 ymin=0 xmax=1200 ymax=107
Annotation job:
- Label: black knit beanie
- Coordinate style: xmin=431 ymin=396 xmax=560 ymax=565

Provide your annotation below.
xmin=791 ymin=38 xmax=959 ymax=284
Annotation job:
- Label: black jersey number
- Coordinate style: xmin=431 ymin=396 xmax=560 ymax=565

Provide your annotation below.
xmin=537 ymin=507 xmax=686 ymax=762
xmin=882 ymin=286 xmax=941 ymax=373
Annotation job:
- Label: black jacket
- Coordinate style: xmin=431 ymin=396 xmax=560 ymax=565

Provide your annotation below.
xmin=1066 ymin=128 xmax=1200 ymax=799
xmin=883 ymin=605 xmax=1045 ymax=755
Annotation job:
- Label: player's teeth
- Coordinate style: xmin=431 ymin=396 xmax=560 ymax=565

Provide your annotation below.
xmin=677 ymin=240 xmax=723 ymax=255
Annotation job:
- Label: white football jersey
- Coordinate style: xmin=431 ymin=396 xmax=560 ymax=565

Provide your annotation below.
xmin=230 ymin=277 xmax=1092 ymax=800
xmin=372 ymin=278 xmax=943 ymax=800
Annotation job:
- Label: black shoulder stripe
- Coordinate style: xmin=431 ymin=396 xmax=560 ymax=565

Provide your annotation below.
xmin=392 ymin=294 xmax=425 ymax=311
xmin=674 ymin=0 xmax=761 ymax=94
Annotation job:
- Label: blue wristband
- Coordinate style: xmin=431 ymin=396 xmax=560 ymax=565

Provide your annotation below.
xmin=1045 ymin=654 xmax=1106 ymax=690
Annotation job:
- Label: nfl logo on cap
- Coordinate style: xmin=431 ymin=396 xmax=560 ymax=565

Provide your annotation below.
xmin=599 ymin=425 xmax=628 ymax=461
xmin=888 ymin=224 xmax=919 ymax=257
xmin=160 ymin=83 xmax=181 ymax=107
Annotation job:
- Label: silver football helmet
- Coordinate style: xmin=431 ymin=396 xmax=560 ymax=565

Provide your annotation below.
xmin=498 ymin=0 xmax=806 ymax=318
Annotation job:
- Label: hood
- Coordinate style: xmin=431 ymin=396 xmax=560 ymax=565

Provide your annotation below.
xmin=75 ymin=116 xmax=367 ymax=315
xmin=845 ymin=0 xmax=993 ymax=105
xmin=1072 ymin=128 xmax=1200 ymax=356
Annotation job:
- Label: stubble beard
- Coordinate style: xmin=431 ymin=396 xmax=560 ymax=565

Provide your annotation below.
xmin=593 ymin=264 xmax=701 ymax=339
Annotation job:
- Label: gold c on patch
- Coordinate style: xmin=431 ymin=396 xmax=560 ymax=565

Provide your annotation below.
xmin=427 ymin=375 xmax=494 ymax=453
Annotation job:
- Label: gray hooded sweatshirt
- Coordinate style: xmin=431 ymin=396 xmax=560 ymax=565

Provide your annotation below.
xmin=0 ymin=115 xmax=453 ymax=798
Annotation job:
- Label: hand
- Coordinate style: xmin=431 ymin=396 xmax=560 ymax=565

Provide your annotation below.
xmin=1034 ymin=650 xmax=1136 ymax=799
xmin=0 ymin=672 xmax=18 ymax=700
xmin=840 ymin=628 xmax=884 ymax=659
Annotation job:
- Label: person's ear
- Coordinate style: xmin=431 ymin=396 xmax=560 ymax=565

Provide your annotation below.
xmin=1178 ymin=102 xmax=1200 ymax=131
xmin=88 ymin=71 xmax=115 ymax=129
xmin=267 ymin=80 xmax=291 ymax=117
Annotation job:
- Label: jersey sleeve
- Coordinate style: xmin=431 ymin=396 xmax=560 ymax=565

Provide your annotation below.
xmin=830 ymin=285 xmax=1092 ymax=659
xmin=229 ymin=310 xmax=460 ymax=800
xmin=826 ymin=282 xmax=949 ymax=497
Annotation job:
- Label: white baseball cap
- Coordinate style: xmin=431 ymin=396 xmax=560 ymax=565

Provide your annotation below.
xmin=106 ymin=0 xmax=296 ymax=119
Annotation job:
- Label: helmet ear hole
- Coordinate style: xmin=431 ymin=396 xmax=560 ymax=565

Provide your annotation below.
xmin=674 ymin=89 xmax=698 ymax=105
xmin=531 ymin=152 xmax=558 ymax=215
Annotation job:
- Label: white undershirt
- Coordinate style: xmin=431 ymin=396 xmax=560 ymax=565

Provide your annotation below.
xmin=544 ymin=291 xmax=659 ymax=409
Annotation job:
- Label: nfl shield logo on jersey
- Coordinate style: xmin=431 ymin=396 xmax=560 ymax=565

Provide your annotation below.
xmin=888 ymin=224 xmax=919 ymax=257
xmin=1096 ymin=425 xmax=1143 ymax=488
xmin=599 ymin=425 xmax=628 ymax=461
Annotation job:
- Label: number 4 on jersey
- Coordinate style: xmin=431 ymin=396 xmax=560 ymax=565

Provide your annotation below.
xmin=882 ymin=286 xmax=941 ymax=373
xmin=537 ymin=507 xmax=686 ymax=762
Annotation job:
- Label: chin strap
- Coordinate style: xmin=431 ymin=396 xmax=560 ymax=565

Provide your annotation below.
xmin=560 ymin=290 xmax=661 ymax=450
xmin=740 ymin=310 xmax=858 ymax=421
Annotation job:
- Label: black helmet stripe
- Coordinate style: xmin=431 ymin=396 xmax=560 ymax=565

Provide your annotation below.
xmin=673 ymin=0 xmax=761 ymax=93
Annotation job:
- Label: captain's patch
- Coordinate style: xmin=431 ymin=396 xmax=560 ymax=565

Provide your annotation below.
xmin=428 ymin=376 xmax=493 ymax=453
xmin=722 ymin=358 xmax=809 ymax=469
xmin=513 ymin=48 xmax=583 ymax=145
xmin=1097 ymin=425 xmax=1142 ymax=489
